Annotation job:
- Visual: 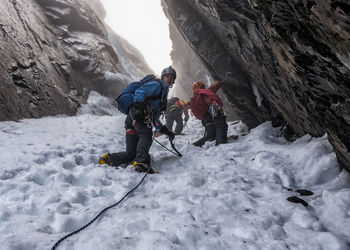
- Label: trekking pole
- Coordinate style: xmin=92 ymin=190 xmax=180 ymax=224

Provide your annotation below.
xmin=153 ymin=138 xmax=182 ymax=157
xmin=170 ymin=139 xmax=182 ymax=157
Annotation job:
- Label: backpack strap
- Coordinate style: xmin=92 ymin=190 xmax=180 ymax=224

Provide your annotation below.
xmin=156 ymin=79 xmax=167 ymax=111
xmin=145 ymin=79 xmax=167 ymax=111
xmin=148 ymin=79 xmax=163 ymax=100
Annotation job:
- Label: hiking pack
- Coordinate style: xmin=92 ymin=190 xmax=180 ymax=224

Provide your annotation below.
xmin=190 ymin=89 xmax=223 ymax=120
xmin=116 ymin=74 xmax=162 ymax=114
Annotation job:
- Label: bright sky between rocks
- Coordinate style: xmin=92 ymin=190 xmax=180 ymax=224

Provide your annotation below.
xmin=100 ymin=0 xmax=173 ymax=74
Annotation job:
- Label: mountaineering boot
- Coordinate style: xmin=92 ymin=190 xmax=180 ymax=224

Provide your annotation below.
xmin=132 ymin=162 xmax=155 ymax=174
xmin=192 ymin=136 xmax=207 ymax=147
xmin=99 ymin=153 xmax=112 ymax=166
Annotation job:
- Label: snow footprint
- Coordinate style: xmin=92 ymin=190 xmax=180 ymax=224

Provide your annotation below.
xmin=62 ymin=160 xmax=76 ymax=170
xmin=0 ymin=207 xmax=13 ymax=221
xmin=52 ymin=213 xmax=90 ymax=233
xmin=56 ymin=200 xmax=72 ymax=214
xmin=188 ymin=175 xmax=206 ymax=188
xmin=0 ymin=169 xmax=18 ymax=180
xmin=34 ymin=150 xmax=64 ymax=164
xmin=55 ymin=172 xmax=78 ymax=186
xmin=127 ymin=220 xmax=149 ymax=233
xmin=25 ymin=172 xmax=46 ymax=186
xmin=68 ymin=190 xmax=88 ymax=206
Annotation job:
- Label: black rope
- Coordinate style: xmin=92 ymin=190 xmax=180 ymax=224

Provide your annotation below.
xmin=51 ymin=169 xmax=150 ymax=250
xmin=153 ymin=138 xmax=182 ymax=157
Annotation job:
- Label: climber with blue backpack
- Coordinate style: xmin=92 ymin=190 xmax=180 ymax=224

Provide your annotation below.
xmin=99 ymin=66 xmax=177 ymax=173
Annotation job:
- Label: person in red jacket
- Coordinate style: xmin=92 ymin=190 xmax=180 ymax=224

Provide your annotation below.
xmin=190 ymin=79 xmax=228 ymax=146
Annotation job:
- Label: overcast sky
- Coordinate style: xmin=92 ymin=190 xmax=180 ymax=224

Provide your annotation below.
xmin=99 ymin=0 xmax=172 ymax=74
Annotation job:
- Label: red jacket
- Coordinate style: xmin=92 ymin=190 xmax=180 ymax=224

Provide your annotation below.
xmin=190 ymin=88 xmax=223 ymax=120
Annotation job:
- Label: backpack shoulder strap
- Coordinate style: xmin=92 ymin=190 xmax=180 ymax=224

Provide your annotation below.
xmin=155 ymin=79 xmax=164 ymax=100
xmin=147 ymin=79 xmax=164 ymax=101
xmin=148 ymin=79 xmax=167 ymax=111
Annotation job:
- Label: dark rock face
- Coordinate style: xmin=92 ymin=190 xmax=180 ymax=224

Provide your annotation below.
xmin=162 ymin=0 xmax=350 ymax=171
xmin=0 ymin=0 xmax=151 ymax=121
xmin=162 ymin=0 xmax=268 ymax=129
xmin=0 ymin=0 xmax=118 ymax=120
xmin=168 ymin=21 xmax=240 ymax=121
xmin=168 ymin=21 xmax=212 ymax=101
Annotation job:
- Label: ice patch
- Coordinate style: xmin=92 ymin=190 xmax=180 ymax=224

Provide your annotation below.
xmin=77 ymin=91 xmax=118 ymax=116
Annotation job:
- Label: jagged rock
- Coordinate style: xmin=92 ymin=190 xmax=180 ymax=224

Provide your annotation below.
xmin=0 ymin=0 xmax=117 ymax=120
xmin=162 ymin=0 xmax=267 ymax=129
xmin=167 ymin=21 xmax=237 ymax=121
xmin=161 ymin=0 xmax=350 ymax=171
xmin=0 ymin=0 xmax=151 ymax=121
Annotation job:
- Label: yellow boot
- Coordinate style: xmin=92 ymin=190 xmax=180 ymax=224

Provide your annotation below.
xmin=132 ymin=162 xmax=155 ymax=174
xmin=99 ymin=153 xmax=112 ymax=166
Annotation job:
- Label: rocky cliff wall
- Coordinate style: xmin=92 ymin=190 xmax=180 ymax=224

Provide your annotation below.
xmin=168 ymin=21 xmax=240 ymax=121
xmin=0 ymin=0 xmax=151 ymax=121
xmin=0 ymin=0 xmax=114 ymax=120
xmin=162 ymin=0 xmax=268 ymax=129
xmin=162 ymin=0 xmax=350 ymax=171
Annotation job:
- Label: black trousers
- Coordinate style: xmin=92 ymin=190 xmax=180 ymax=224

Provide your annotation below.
xmin=193 ymin=112 xmax=228 ymax=146
xmin=109 ymin=111 xmax=153 ymax=166
xmin=165 ymin=107 xmax=184 ymax=134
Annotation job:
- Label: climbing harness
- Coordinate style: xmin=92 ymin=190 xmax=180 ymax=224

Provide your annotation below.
xmin=51 ymin=168 xmax=151 ymax=250
xmin=144 ymin=102 xmax=162 ymax=129
xmin=143 ymin=103 xmax=182 ymax=158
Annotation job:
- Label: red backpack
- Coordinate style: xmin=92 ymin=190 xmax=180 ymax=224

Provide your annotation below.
xmin=190 ymin=89 xmax=223 ymax=120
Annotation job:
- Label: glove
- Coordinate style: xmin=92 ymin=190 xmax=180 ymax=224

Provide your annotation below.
xmin=132 ymin=102 xmax=145 ymax=122
xmin=160 ymin=126 xmax=175 ymax=141
xmin=184 ymin=115 xmax=189 ymax=122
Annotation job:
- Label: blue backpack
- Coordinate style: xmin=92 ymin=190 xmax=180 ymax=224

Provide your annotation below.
xmin=116 ymin=74 xmax=158 ymax=114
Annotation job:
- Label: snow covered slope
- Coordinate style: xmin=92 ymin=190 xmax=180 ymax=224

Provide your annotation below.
xmin=0 ymin=92 xmax=349 ymax=250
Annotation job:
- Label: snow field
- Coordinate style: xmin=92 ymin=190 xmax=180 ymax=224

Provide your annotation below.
xmin=0 ymin=93 xmax=349 ymax=250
